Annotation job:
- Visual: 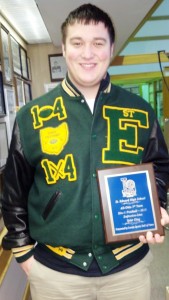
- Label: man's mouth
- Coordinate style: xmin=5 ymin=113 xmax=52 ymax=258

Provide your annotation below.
xmin=80 ymin=63 xmax=96 ymax=69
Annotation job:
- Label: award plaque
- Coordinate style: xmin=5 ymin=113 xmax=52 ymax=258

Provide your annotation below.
xmin=97 ymin=163 xmax=164 ymax=243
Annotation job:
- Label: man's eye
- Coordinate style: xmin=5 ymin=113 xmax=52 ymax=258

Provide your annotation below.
xmin=73 ymin=41 xmax=82 ymax=46
xmin=94 ymin=42 xmax=104 ymax=47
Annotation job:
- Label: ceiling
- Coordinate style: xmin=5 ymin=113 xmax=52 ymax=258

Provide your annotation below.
xmin=0 ymin=0 xmax=162 ymax=56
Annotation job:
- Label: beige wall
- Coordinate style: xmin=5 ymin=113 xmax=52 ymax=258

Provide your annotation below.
xmin=27 ymin=43 xmax=62 ymax=99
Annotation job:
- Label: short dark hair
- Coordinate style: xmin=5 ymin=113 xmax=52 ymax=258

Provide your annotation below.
xmin=61 ymin=3 xmax=115 ymax=45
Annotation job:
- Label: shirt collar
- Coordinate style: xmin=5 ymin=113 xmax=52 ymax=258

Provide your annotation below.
xmin=61 ymin=73 xmax=111 ymax=98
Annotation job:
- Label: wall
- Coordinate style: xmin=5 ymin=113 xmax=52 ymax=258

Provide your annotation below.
xmin=27 ymin=43 xmax=61 ymax=99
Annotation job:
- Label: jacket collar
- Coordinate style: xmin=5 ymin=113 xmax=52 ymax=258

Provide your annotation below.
xmin=61 ymin=73 xmax=111 ymax=98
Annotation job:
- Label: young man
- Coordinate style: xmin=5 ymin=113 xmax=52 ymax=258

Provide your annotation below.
xmin=2 ymin=4 xmax=169 ymax=300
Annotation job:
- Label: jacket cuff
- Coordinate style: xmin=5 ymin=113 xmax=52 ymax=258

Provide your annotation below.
xmin=12 ymin=245 xmax=35 ymax=263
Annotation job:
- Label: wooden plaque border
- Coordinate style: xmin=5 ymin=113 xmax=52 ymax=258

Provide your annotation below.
xmin=97 ymin=163 xmax=164 ymax=243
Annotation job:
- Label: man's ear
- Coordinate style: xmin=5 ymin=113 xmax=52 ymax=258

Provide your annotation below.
xmin=62 ymin=43 xmax=66 ymax=57
xmin=111 ymin=44 xmax=114 ymax=58
xmin=109 ymin=44 xmax=114 ymax=63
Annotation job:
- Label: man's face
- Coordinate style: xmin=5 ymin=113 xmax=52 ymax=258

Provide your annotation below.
xmin=62 ymin=21 xmax=114 ymax=93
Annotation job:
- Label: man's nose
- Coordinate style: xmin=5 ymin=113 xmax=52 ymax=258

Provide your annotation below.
xmin=81 ymin=44 xmax=94 ymax=58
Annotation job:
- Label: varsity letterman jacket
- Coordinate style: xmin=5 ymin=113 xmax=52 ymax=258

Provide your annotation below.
xmin=2 ymin=74 xmax=169 ymax=276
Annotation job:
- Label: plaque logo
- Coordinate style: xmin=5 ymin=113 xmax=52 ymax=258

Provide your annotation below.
xmin=121 ymin=178 xmax=137 ymax=198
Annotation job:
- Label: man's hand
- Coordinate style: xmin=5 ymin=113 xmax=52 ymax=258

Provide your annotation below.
xmin=20 ymin=255 xmax=35 ymax=276
xmin=160 ymin=206 xmax=169 ymax=227
xmin=139 ymin=207 xmax=169 ymax=244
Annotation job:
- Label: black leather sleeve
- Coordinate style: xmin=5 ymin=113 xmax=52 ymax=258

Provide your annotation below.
xmin=142 ymin=120 xmax=169 ymax=209
xmin=1 ymin=121 xmax=36 ymax=250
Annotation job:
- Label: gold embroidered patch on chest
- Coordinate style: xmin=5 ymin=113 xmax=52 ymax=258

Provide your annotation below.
xmin=40 ymin=122 xmax=69 ymax=155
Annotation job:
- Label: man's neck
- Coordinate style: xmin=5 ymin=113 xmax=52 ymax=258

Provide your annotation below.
xmin=79 ymin=86 xmax=100 ymax=100
xmin=66 ymin=72 xmax=110 ymax=99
